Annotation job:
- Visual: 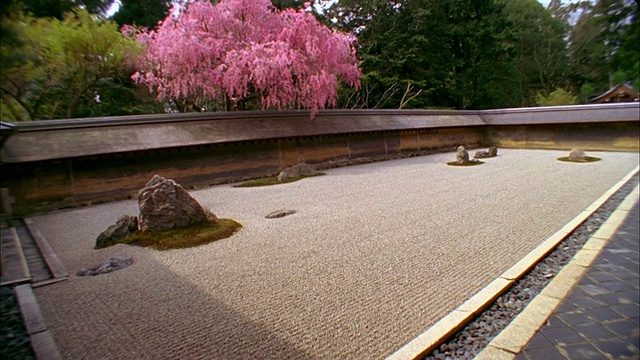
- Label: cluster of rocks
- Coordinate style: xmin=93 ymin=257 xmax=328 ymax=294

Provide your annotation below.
xmin=95 ymin=215 xmax=139 ymax=249
xmin=424 ymin=174 xmax=638 ymax=360
xmin=277 ymin=163 xmax=319 ymax=182
xmin=95 ymin=174 xmax=217 ymax=249
xmin=76 ymin=256 xmax=134 ymax=276
xmin=452 ymin=146 xmax=497 ymax=165
xmin=453 ymin=146 xmax=596 ymax=165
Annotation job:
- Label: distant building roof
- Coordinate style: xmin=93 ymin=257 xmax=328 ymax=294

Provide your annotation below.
xmin=590 ymin=83 xmax=640 ymax=104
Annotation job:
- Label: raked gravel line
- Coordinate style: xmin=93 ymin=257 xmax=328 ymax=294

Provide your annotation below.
xmin=28 ymin=149 xmax=639 ymax=359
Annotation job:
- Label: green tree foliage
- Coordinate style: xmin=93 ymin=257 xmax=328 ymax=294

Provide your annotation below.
xmin=271 ymin=0 xmax=308 ymax=10
xmin=566 ymin=0 xmax=638 ymax=96
xmin=611 ymin=1 xmax=639 ymax=90
xmin=7 ymin=0 xmax=113 ymax=19
xmin=0 ymin=2 xmax=23 ymax=69
xmin=0 ymin=9 xmax=144 ymax=120
xmin=326 ymin=0 xmax=521 ymax=110
xmin=498 ymin=0 xmax=569 ymax=106
xmin=329 ymin=0 xmax=636 ymax=109
xmin=324 ymin=0 xmax=419 ymax=109
xmin=579 ymin=82 xmax=596 ymax=103
xmin=112 ymin=0 xmax=172 ymax=29
xmin=5 ymin=0 xmax=632 ymax=118
xmin=0 ymin=2 xmax=28 ymax=120
xmin=535 ymin=88 xmax=578 ymax=106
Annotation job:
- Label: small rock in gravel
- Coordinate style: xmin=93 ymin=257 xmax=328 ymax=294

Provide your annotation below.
xmin=265 ymin=209 xmax=296 ymax=219
xmin=77 ymin=256 xmax=133 ymax=276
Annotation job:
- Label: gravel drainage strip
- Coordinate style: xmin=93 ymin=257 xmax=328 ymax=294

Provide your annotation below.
xmin=388 ymin=168 xmax=639 ymax=360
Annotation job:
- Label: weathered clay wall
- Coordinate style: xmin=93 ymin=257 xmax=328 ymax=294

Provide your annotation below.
xmin=1 ymin=128 xmax=484 ymax=213
xmin=485 ymin=122 xmax=639 ymax=151
xmin=0 ymin=104 xmax=637 ymax=214
xmin=480 ymin=104 xmax=639 ymax=151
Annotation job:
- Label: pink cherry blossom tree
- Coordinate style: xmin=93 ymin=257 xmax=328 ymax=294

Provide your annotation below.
xmin=130 ymin=0 xmax=361 ymax=117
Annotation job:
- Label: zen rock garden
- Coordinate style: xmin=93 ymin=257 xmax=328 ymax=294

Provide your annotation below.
xmin=88 ymin=148 xmax=600 ymax=275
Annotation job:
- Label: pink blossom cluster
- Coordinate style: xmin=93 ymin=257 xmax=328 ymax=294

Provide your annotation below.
xmin=131 ymin=0 xmax=361 ymax=117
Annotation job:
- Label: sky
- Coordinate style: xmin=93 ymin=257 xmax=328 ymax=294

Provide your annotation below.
xmin=106 ymin=1 xmax=119 ymax=16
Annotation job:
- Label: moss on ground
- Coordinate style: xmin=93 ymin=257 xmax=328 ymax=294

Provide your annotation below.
xmin=233 ymin=173 xmax=325 ymax=187
xmin=122 ymin=218 xmax=242 ymax=250
xmin=557 ymin=156 xmax=601 ymax=163
xmin=446 ymin=161 xmax=484 ymax=166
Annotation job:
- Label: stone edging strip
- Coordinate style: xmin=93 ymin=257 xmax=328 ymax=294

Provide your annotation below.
xmin=0 ymin=227 xmax=32 ymax=286
xmin=474 ymin=183 xmax=640 ymax=360
xmin=14 ymin=284 xmax=63 ymax=360
xmin=386 ymin=165 xmax=639 ymax=360
xmin=24 ymin=218 xmax=69 ymax=281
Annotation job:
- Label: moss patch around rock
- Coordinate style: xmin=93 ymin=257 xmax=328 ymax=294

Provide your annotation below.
xmin=557 ymin=156 xmax=601 ymax=163
xmin=233 ymin=173 xmax=325 ymax=187
xmin=122 ymin=218 xmax=242 ymax=250
xmin=446 ymin=161 xmax=484 ymax=166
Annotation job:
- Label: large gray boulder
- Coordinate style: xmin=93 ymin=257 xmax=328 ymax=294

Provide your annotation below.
xmin=277 ymin=163 xmax=318 ymax=182
xmin=95 ymin=215 xmax=139 ymax=249
xmin=474 ymin=146 xmax=498 ymax=159
xmin=138 ymin=175 xmax=216 ymax=232
xmin=488 ymin=146 xmax=498 ymax=157
xmin=455 ymin=146 xmax=470 ymax=164
xmin=568 ymin=148 xmax=586 ymax=161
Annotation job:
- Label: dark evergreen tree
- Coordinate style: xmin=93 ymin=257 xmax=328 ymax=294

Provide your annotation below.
xmin=13 ymin=0 xmax=112 ymax=19
xmin=498 ymin=0 xmax=569 ymax=105
xmin=567 ymin=0 xmax=638 ymax=97
xmin=271 ymin=0 xmax=307 ymax=10
xmin=612 ymin=1 xmax=639 ymax=89
xmin=331 ymin=0 xmax=520 ymax=109
xmin=112 ymin=0 xmax=172 ymax=29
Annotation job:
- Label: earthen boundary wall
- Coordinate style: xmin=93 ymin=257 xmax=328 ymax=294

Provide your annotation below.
xmin=1 ymin=104 xmax=637 ymax=214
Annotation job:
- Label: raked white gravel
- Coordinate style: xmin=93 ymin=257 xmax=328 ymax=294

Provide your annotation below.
xmin=30 ymin=149 xmax=639 ymax=359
